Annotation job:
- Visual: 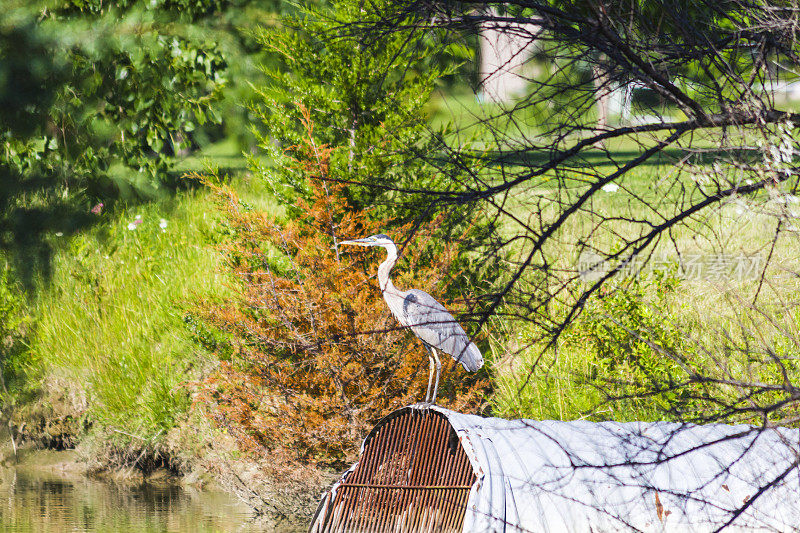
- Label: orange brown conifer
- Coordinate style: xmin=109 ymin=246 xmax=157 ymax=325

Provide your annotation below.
xmin=195 ymin=111 xmax=487 ymax=466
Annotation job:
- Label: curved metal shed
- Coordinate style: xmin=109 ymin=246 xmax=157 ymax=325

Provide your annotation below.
xmin=310 ymin=405 xmax=800 ymax=532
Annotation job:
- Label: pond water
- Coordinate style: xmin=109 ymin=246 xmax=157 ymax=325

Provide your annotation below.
xmin=0 ymin=465 xmax=305 ymax=532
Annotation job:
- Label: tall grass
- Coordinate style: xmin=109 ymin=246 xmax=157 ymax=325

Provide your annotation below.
xmin=489 ymin=151 xmax=800 ymax=423
xmin=31 ymin=188 xmax=230 ymax=439
xmin=492 ymin=272 xmax=697 ymax=422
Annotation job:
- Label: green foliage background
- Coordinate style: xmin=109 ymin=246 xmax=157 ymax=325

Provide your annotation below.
xmin=252 ymin=0 xmax=498 ymax=313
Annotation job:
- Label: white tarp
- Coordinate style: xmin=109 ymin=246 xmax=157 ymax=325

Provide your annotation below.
xmin=430 ymin=405 xmax=800 ymax=532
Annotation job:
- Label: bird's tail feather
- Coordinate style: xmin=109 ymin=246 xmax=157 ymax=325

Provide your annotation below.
xmin=455 ymin=342 xmax=484 ymax=372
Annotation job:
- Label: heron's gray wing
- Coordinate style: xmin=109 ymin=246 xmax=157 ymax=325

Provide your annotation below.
xmin=401 ymin=289 xmax=484 ymax=372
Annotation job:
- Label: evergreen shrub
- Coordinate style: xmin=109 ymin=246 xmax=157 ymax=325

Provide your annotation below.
xmin=196 ymin=114 xmax=488 ymax=465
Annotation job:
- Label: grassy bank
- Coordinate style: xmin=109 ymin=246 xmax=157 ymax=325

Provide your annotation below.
xmin=3 ymin=185 xmax=229 ymax=461
xmin=18 ymin=140 xmax=794 ymax=442
xmin=32 ymin=190 xmax=227 ymax=436
xmin=428 ymin=92 xmax=800 ymax=423
xmin=1 ymin=164 xmax=341 ymax=518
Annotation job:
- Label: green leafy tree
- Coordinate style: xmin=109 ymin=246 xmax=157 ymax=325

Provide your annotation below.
xmin=251 ymin=0 xmax=496 ymax=300
xmin=0 ymin=1 xmax=235 ymax=280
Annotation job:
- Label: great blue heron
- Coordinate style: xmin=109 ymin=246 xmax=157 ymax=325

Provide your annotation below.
xmin=340 ymin=234 xmax=483 ymax=404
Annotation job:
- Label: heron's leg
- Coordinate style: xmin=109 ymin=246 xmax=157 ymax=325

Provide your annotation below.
xmin=430 ymin=348 xmax=441 ymax=405
xmin=424 ymin=348 xmax=435 ymax=404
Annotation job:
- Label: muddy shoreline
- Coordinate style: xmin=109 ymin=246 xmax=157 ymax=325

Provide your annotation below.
xmin=1 ymin=451 xmax=308 ymax=532
xmin=2 ymin=444 xmax=180 ymax=488
xmin=1 ymin=426 xmax=329 ymax=532
xmin=1 ymin=441 xmax=314 ymax=532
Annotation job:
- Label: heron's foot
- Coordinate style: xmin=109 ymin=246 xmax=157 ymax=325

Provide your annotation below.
xmin=416 ymin=400 xmax=436 ymax=409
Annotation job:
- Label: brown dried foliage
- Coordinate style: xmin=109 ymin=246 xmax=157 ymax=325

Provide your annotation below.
xmin=196 ymin=110 xmax=487 ymax=466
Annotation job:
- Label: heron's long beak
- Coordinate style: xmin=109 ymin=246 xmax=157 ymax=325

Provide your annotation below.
xmin=339 ymin=238 xmax=375 ymax=246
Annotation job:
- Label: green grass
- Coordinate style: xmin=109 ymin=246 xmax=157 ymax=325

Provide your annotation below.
xmin=175 ymin=137 xmax=250 ymax=174
xmin=1 ymin=133 xmax=275 ymax=455
xmin=476 ymin=133 xmax=800 ymax=423
xmin=493 ymin=338 xmax=610 ymax=421
xmin=30 ymin=186 xmax=230 ymax=439
xmin=491 ymin=247 xmax=800 ymax=422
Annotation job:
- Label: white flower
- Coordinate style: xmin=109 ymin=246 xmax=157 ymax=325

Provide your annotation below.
xmin=127 ymin=222 xmax=137 ymax=231
xmin=601 ymin=183 xmax=619 ymax=193
xmin=55 ymin=232 xmax=63 ymax=237
xmin=135 ymin=214 xmax=142 ymax=220
xmin=159 ymin=219 xmax=168 ymax=229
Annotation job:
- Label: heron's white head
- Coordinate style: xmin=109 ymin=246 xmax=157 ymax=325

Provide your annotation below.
xmin=339 ymin=233 xmax=394 ymax=247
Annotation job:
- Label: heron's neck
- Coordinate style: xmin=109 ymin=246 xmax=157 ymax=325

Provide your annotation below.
xmin=377 ymin=243 xmax=399 ymax=294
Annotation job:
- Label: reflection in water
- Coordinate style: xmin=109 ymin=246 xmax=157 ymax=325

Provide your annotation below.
xmin=0 ymin=467 xmax=303 ymax=532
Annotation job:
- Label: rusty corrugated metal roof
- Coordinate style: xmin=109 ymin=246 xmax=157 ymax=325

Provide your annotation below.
xmin=310 ymin=409 xmax=475 ymax=532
